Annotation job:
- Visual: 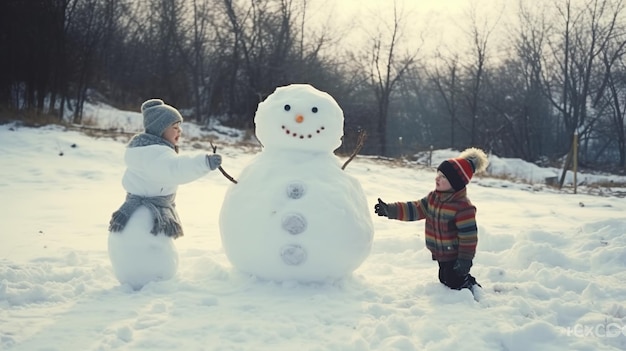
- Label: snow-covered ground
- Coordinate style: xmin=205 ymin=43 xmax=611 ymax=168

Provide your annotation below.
xmin=1 ymin=102 xmax=625 ymax=351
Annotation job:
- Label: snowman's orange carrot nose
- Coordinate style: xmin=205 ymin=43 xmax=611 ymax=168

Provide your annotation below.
xmin=295 ymin=115 xmax=304 ymax=123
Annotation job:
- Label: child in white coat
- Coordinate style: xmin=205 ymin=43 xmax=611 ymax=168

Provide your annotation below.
xmin=108 ymin=99 xmax=222 ymax=290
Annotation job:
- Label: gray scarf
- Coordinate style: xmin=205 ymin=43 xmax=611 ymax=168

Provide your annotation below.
xmin=127 ymin=132 xmax=179 ymax=153
xmin=108 ymin=133 xmax=183 ymax=238
xmin=109 ymin=193 xmax=183 ymax=239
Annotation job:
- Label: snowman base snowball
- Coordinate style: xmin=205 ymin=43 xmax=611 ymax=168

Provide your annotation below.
xmin=219 ymin=84 xmax=374 ymax=282
xmin=108 ymin=206 xmax=179 ymax=290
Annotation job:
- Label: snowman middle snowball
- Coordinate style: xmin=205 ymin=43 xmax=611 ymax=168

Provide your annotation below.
xmin=219 ymin=84 xmax=374 ymax=282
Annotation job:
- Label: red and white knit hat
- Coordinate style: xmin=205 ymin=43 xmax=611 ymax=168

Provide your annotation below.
xmin=437 ymin=147 xmax=489 ymax=191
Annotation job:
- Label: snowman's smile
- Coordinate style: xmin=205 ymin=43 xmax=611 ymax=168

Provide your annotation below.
xmin=281 ymin=125 xmax=326 ymax=139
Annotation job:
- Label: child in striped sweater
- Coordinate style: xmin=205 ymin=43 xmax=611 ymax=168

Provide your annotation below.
xmin=374 ymin=148 xmax=489 ymax=294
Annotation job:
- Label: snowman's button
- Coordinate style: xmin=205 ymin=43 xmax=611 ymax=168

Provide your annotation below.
xmin=282 ymin=213 xmax=307 ymax=235
xmin=286 ymin=182 xmax=306 ymax=199
xmin=280 ymin=244 xmax=307 ymax=265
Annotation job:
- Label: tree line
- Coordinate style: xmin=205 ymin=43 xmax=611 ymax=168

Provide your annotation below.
xmin=1 ymin=0 xmax=625 ymax=171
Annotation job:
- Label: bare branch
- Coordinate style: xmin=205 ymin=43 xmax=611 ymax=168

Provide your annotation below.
xmin=209 ymin=140 xmax=238 ymax=184
xmin=342 ymin=130 xmax=367 ymax=170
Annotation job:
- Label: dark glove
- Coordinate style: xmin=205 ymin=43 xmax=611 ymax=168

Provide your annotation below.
xmin=206 ymin=154 xmax=222 ymax=170
xmin=374 ymin=198 xmax=388 ymax=217
xmin=453 ymin=259 xmax=473 ymax=276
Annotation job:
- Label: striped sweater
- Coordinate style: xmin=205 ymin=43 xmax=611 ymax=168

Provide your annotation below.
xmin=387 ymin=188 xmax=477 ymax=262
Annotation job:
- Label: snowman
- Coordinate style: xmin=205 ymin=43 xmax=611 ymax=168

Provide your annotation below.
xmin=219 ymin=84 xmax=374 ymax=282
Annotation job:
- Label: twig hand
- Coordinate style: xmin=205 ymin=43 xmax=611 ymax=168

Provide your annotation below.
xmin=209 ymin=140 xmax=238 ymax=184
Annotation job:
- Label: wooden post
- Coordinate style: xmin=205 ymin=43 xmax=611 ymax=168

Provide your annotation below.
xmin=428 ymin=145 xmax=433 ymax=167
xmin=573 ymin=132 xmax=578 ymax=194
xmin=558 ymin=149 xmax=572 ymax=190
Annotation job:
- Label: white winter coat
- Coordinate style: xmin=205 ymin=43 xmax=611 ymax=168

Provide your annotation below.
xmin=122 ymin=144 xmax=210 ymax=196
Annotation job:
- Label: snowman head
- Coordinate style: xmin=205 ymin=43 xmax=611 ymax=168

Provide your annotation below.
xmin=254 ymin=84 xmax=344 ymax=153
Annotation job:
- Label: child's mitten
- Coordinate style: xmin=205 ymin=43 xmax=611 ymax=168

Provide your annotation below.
xmin=374 ymin=198 xmax=389 ymax=217
xmin=206 ymin=154 xmax=222 ymax=170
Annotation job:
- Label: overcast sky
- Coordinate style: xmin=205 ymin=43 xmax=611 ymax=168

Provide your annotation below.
xmin=307 ymin=0 xmax=511 ymax=58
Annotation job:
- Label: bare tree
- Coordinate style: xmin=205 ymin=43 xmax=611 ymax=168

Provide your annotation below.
xmin=540 ymin=0 xmax=625 ymax=181
xmin=489 ymin=0 xmax=556 ymax=161
xmin=175 ymin=0 xmax=226 ymax=123
xmin=0 ymin=0 xmax=80 ymax=116
xmin=597 ymin=21 xmax=626 ymax=167
xmin=428 ymin=51 xmax=461 ymax=149
xmin=66 ymin=0 xmax=123 ymax=124
xmin=458 ymin=1 xmax=502 ymax=148
xmin=222 ymin=0 xmax=297 ymax=127
xmin=365 ymin=1 xmax=418 ymax=156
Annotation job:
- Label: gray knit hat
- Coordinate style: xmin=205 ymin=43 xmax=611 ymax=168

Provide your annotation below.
xmin=141 ymin=99 xmax=183 ymax=137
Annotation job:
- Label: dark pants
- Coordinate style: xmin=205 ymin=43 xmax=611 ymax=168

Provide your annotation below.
xmin=438 ymin=261 xmax=479 ymax=290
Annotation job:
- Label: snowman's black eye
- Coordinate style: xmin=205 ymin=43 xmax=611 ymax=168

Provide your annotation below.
xmin=312 ymin=107 xmax=318 ymax=113
xmin=284 ymin=104 xmax=291 ymax=111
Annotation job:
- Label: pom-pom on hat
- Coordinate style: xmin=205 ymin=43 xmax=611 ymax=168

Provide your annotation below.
xmin=141 ymin=99 xmax=183 ymax=137
xmin=437 ymin=147 xmax=489 ymax=191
